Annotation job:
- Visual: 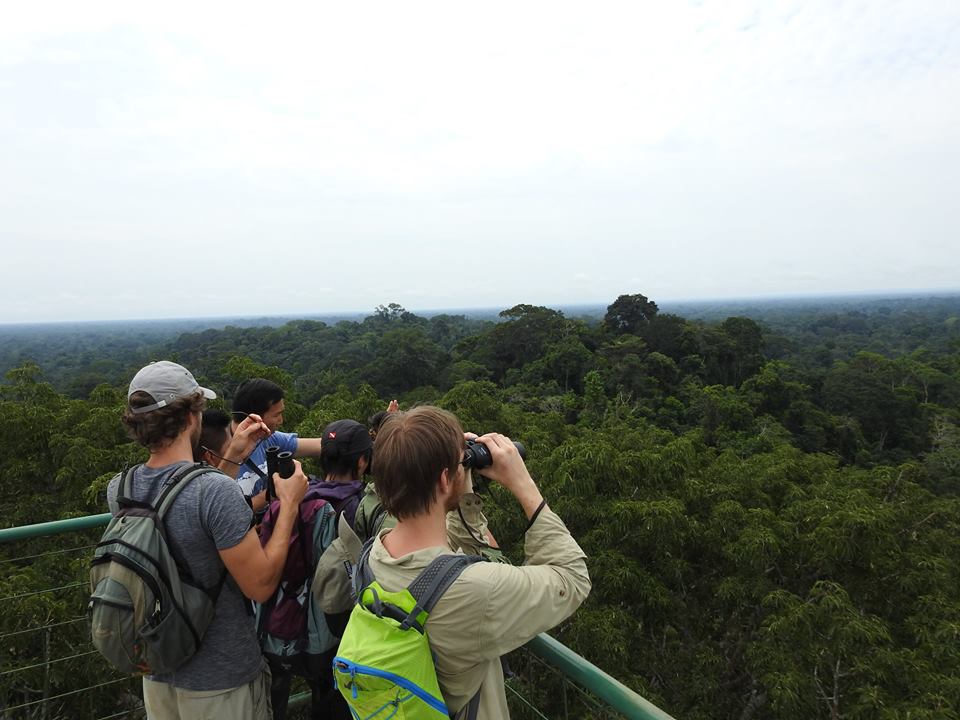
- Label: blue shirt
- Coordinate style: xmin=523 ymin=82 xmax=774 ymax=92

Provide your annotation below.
xmin=236 ymin=430 xmax=299 ymax=496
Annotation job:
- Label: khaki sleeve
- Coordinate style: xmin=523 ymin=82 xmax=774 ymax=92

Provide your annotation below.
xmin=445 ymin=493 xmax=493 ymax=556
xmin=455 ymin=507 xmax=591 ymax=660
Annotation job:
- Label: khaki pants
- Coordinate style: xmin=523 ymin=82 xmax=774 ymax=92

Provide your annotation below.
xmin=142 ymin=669 xmax=272 ymax=720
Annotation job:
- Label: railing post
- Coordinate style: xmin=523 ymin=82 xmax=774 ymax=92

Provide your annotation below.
xmin=43 ymin=624 xmax=51 ymax=720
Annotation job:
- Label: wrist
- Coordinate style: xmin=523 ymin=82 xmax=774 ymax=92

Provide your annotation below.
xmin=511 ymin=477 xmax=543 ymax=519
xmin=276 ymin=498 xmax=299 ymax=518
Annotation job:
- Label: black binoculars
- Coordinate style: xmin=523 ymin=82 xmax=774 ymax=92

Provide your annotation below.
xmin=265 ymin=445 xmax=295 ymax=500
xmin=462 ymin=438 xmax=526 ymax=470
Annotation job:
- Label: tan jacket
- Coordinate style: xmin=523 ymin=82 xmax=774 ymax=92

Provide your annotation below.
xmin=367 ymin=503 xmax=591 ymax=719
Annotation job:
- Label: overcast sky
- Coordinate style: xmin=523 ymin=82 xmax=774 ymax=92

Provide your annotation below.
xmin=1 ymin=1 xmax=958 ymax=323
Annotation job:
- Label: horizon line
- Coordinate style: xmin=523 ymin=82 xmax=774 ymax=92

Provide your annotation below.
xmin=2 ymin=288 xmax=959 ymax=328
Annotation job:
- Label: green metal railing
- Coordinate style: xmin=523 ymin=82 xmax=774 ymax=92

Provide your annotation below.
xmin=1 ymin=515 xmax=674 ymax=720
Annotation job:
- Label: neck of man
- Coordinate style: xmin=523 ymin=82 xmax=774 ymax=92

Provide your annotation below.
xmin=383 ymin=503 xmax=448 ymax=558
xmin=324 ymin=472 xmax=358 ymax=484
xmin=146 ymin=432 xmax=196 ymax=469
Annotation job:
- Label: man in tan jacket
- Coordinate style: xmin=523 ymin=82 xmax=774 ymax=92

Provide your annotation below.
xmin=367 ymin=406 xmax=591 ymax=719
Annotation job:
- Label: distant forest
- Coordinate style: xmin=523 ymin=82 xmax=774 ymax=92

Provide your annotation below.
xmin=2 ymin=292 xmax=960 ymax=719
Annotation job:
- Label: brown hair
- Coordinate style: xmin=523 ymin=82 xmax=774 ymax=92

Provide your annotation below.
xmin=123 ymin=391 xmax=206 ymax=451
xmin=373 ymin=406 xmax=463 ymax=519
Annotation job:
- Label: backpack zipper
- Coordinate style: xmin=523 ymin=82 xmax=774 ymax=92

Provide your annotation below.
xmin=332 ymin=657 xmax=448 ymax=714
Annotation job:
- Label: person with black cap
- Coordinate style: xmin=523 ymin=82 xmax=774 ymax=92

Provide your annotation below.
xmin=314 ymin=419 xmax=375 ymax=526
xmin=263 ymin=418 xmax=378 ymax=720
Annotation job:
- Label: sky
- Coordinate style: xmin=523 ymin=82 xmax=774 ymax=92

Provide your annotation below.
xmin=1 ymin=0 xmax=958 ymax=323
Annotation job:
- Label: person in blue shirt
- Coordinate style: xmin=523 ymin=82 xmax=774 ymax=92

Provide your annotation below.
xmin=227 ymin=379 xmax=323 ymax=509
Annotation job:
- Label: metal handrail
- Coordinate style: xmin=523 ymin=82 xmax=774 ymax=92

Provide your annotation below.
xmin=1 ymin=513 xmax=675 ymax=720
xmin=0 ymin=513 xmax=112 ymax=543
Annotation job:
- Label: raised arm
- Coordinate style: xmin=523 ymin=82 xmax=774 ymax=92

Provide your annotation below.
xmin=217 ymin=413 xmax=271 ymax=478
xmin=219 ymin=460 xmax=308 ymax=602
xmin=294 ymin=437 xmax=323 ymax=457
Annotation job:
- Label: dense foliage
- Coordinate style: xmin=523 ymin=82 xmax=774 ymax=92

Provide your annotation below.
xmin=2 ymin=293 xmax=960 ymax=719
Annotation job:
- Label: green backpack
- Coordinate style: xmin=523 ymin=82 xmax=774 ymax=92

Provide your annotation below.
xmin=88 ymin=463 xmax=225 ymax=675
xmin=333 ymin=542 xmax=483 ymax=719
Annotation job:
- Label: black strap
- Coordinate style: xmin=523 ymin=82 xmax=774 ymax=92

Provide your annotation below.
xmin=367 ymin=503 xmax=388 ymax=538
xmin=153 ymin=462 xmax=209 ymax=517
xmin=149 ymin=462 xmax=228 ymax=598
xmin=115 ymin=464 xmax=142 ymax=508
xmin=407 ymin=555 xmax=483 ymax=616
xmin=353 ymin=537 xmax=377 ymax=599
xmin=525 ymin=499 xmax=548 ymax=531
xmin=453 ymin=689 xmax=481 ymax=720
xmin=244 ymin=457 xmax=268 ymax=482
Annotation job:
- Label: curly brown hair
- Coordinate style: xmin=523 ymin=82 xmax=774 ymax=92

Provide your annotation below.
xmin=122 ymin=391 xmax=206 ymax=451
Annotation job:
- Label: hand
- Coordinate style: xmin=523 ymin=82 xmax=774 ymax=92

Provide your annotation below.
xmin=227 ymin=413 xmax=271 ymax=460
xmin=387 ymin=399 xmax=400 ymax=413
xmin=472 ymin=433 xmax=533 ymax=492
xmin=474 ymin=433 xmax=544 ymax=519
xmin=273 ymin=459 xmax=309 ymax=508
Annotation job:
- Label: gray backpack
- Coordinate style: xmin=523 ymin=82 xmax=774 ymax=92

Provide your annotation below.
xmin=88 ymin=463 xmax=225 ymax=675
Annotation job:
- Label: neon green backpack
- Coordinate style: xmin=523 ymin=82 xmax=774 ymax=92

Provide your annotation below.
xmin=332 ymin=542 xmax=482 ymax=719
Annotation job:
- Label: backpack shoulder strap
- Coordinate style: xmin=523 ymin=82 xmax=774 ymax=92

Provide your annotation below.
xmin=407 ymin=554 xmax=484 ymax=617
xmin=409 ymin=555 xmax=484 ymax=720
xmin=337 ymin=513 xmax=364 ymax=564
xmin=153 ymin=462 xmax=211 ymax=518
xmin=114 ymin=465 xmax=143 ymax=509
xmin=153 ymin=462 xmax=229 ymax=597
xmin=354 ymin=483 xmax=393 ymax=540
xmin=352 ymin=536 xmax=377 ymax=600
xmin=353 ymin=540 xmax=483 ymax=631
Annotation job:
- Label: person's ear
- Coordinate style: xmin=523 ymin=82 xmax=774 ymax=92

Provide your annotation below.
xmin=439 ymin=467 xmax=453 ymax=496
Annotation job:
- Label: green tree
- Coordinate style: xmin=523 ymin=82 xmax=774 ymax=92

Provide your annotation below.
xmin=602 ymin=293 xmax=659 ymax=335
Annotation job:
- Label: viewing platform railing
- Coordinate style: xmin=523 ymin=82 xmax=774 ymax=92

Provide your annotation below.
xmin=0 ymin=515 xmax=674 ymax=720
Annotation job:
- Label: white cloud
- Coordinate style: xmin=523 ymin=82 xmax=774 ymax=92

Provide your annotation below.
xmin=0 ymin=0 xmax=958 ymax=321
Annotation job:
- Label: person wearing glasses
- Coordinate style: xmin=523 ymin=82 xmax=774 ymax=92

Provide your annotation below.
xmin=227 ymin=379 xmax=323 ymax=509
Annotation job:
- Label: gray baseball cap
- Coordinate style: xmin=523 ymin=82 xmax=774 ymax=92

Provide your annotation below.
xmin=128 ymin=361 xmax=216 ymax=414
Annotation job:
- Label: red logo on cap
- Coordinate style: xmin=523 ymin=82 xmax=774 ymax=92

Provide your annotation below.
xmin=328 ymin=431 xmax=336 ymax=438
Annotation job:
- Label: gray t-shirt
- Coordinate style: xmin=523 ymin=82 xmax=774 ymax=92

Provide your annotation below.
xmin=107 ymin=461 xmax=264 ymax=691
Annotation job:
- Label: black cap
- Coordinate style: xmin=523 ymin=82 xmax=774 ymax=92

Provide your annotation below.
xmin=321 ymin=419 xmax=373 ymax=459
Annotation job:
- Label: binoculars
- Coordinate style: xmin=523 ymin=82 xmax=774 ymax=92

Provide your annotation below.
xmin=462 ymin=439 xmax=526 ymax=470
xmin=265 ymin=445 xmax=295 ymax=501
